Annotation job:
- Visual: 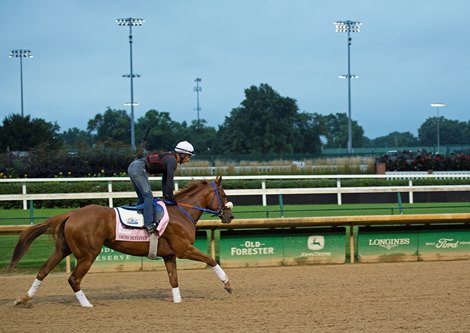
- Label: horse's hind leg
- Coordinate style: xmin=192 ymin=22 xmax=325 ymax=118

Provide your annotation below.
xmin=14 ymin=237 xmax=71 ymax=306
xmin=67 ymin=248 xmax=101 ymax=308
xmin=163 ymin=255 xmax=182 ymax=303
xmin=67 ymin=257 xmax=97 ymax=307
xmin=63 ymin=220 xmax=104 ymax=307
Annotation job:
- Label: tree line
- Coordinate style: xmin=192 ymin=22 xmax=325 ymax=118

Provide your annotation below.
xmin=1 ymin=83 xmax=470 ymax=155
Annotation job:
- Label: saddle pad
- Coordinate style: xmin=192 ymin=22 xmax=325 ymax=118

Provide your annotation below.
xmin=114 ymin=202 xmax=169 ymax=242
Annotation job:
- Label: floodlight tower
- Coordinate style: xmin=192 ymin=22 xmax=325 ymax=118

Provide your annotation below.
xmin=9 ymin=49 xmax=33 ymax=117
xmin=431 ymin=103 xmax=446 ymax=154
xmin=334 ymin=20 xmax=362 ymax=154
xmin=193 ymin=78 xmax=202 ymax=128
xmin=116 ymin=17 xmax=144 ymax=150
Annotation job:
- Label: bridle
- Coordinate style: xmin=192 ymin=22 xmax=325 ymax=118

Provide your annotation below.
xmin=163 ymin=181 xmax=233 ymax=224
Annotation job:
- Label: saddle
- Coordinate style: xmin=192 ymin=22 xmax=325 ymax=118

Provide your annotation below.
xmin=114 ymin=201 xmax=169 ymax=259
xmin=117 ymin=200 xmax=165 ymax=229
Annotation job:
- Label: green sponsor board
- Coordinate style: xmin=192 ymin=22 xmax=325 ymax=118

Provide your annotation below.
xmin=91 ymin=246 xmax=143 ymax=272
xmin=220 ymin=231 xmax=283 ymax=267
xmin=358 ymin=227 xmax=419 ymax=263
xmin=90 ymin=230 xmax=210 ymax=272
xmin=220 ymin=228 xmax=345 ymax=267
xmin=283 ymin=230 xmax=346 ymax=265
xmin=418 ymin=226 xmax=470 ymax=260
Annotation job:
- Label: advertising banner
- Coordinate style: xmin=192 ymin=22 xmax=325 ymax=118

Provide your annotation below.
xmin=418 ymin=227 xmax=470 ymax=261
xmin=357 ymin=227 xmax=419 ymax=263
xmin=358 ymin=225 xmax=470 ymax=263
xmin=90 ymin=247 xmax=143 ymax=272
xmin=283 ymin=231 xmax=346 ymax=265
xmin=220 ymin=228 xmax=346 ymax=267
xmin=220 ymin=231 xmax=283 ymax=267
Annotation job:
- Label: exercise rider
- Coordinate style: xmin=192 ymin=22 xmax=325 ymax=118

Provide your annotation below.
xmin=127 ymin=141 xmax=195 ymax=233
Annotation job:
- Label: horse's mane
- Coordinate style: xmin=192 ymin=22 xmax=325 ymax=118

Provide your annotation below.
xmin=174 ymin=179 xmax=209 ymax=199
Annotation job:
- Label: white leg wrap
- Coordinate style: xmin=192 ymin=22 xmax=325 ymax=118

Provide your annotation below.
xmin=212 ymin=264 xmax=229 ymax=284
xmin=27 ymin=278 xmax=42 ymax=298
xmin=75 ymin=290 xmax=93 ymax=308
xmin=172 ymin=287 xmax=182 ymax=303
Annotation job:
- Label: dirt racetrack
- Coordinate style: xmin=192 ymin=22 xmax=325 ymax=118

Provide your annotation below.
xmin=1 ymin=260 xmax=469 ymax=333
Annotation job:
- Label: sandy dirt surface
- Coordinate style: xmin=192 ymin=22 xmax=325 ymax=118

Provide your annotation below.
xmin=1 ymin=260 xmax=469 ymax=333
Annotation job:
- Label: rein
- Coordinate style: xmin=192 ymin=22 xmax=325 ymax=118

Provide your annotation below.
xmin=163 ymin=181 xmax=225 ymax=225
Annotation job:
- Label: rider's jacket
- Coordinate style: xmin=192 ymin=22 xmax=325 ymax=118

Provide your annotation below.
xmin=143 ymin=152 xmax=178 ymax=199
xmin=145 ymin=152 xmax=177 ymax=175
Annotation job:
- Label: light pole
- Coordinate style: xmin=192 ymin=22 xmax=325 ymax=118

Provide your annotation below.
xmin=334 ymin=20 xmax=361 ymax=154
xmin=9 ymin=49 xmax=33 ymax=117
xmin=431 ymin=103 xmax=445 ymax=154
xmin=193 ymin=78 xmax=202 ymax=128
xmin=117 ymin=17 xmax=144 ymax=150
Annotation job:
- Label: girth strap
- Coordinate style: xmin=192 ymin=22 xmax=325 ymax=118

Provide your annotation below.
xmin=148 ymin=233 xmax=158 ymax=259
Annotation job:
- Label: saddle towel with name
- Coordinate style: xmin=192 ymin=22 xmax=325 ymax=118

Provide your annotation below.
xmin=114 ymin=201 xmax=169 ymax=242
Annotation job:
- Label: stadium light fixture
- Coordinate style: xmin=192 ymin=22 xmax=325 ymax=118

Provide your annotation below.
xmin=193 ymin=78 xmax=202 ymax=128
xmin=430 ymin=103 xmax=446 ymax=154
xmin=116 ymin=18 xmax=144 ymax=150
xmin=334 ymin=20 xmax=362 ymax=154
xmin=9 ymin=49 xmax=33 ymax=117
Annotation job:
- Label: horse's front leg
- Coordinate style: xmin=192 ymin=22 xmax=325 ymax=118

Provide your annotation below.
xmin=180 ymin=245 xmax=232 ymax=294
xmin=162 ymin=255 xmax=182 ymax=303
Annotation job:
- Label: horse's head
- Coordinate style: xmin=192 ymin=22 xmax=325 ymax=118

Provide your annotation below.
xmin=207 ymin=176 xmax=234 ymax=224
xmin=174 ymin=176 xmax=234 ymax=223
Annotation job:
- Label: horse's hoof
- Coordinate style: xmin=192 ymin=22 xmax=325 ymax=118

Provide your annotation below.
xmin=224 ymin=282 xmax=232 ymax=294
xmin=14 ymin=296 xmax=32 ymax=307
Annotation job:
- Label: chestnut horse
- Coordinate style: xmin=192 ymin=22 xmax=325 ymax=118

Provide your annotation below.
xmin=8 ymin=176 xmax=234 ymax=307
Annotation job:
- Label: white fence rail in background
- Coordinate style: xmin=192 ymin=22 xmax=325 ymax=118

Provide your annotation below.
xmin=1 ymin=172 xmax=470 ymax=210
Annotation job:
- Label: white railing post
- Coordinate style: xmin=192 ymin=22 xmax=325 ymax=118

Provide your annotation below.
xmin=262 ymin=181 xmax=267 ymax=206
xmin=337 ymin=179 xmax=342 ymax=205
xmin=409 ymin=180 xmax=414 ymax=204
xmin=108 ymin=181 xmax=113 ymax=207
xmin=22 ymin=183 xmax=27 ymax=210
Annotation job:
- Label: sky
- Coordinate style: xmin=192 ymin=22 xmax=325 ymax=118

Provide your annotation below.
xmin=1 ymin=0 xmax=469 ymax=139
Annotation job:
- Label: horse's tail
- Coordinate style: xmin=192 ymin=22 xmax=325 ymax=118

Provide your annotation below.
xmin=6 ymin=212 xmax=73 ymax=271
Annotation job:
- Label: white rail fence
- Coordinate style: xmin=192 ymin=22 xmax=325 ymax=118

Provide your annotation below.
xmin=1 ymin=172 xmax=470 ymax=210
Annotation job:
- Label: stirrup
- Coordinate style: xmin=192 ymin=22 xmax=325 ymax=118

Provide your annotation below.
xmin=146 ymin=222 xmax=158 ymax=234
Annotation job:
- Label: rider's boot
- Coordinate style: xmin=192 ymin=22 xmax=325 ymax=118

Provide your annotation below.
xmin=145 ymin=222 xmax=158 ymax=234
xmin=143 ymin=197 xmax=157 ymax=233
xmin=146 ymin=201 xmax=164 ymax=234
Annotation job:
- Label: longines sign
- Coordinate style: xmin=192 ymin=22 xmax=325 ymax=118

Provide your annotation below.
xmin=358 ymin=226 xmax=470 ymax=263
xmin=358 ymin=229 xmax=419 ymax=262
xmin=367 ymin=237 xmax=411 ymax=250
